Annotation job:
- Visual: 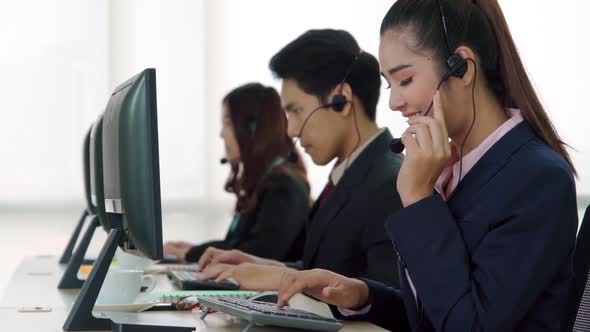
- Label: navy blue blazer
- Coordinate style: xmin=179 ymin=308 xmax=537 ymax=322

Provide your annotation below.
xmin=356 ymin=121 xmax=578 ymax=331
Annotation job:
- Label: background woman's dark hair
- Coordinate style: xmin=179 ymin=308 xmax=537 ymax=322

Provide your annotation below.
xmin=223 ymin=83 xmax=308 ymax=216
xmin=380 ymin=0 xmax=576 ymax=175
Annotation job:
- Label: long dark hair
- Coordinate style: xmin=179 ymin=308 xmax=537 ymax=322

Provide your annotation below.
xmin=381 ymin=0 xmax=576 ymax=175
xmin=223 ymin=83 xmax=308 ymax=216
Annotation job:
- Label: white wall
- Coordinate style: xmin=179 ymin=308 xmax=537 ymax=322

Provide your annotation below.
xmin=0 ymin=0 xmax=109 ymax=206
xmin=108 ymin=0 xmax=210 ymax=207
xmin=0 ymin=0 xmax=589 ymax=212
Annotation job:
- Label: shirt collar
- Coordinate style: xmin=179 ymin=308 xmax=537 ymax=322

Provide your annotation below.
xmin=330 ymin=128 xmax=386 ymax=185
xmin=435 ymin=108 xmax=524 ymax=199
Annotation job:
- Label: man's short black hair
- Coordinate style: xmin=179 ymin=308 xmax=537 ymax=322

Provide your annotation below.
xmin=269 ymin=29 xmax=381 ymax=121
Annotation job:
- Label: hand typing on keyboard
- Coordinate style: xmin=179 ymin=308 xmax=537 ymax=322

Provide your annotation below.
xmin=197 ymin=248 xmax=286 ymax=271
xmin=198 ymin=262 xmax=295 ymax=291
xmin=276 ymin=269 xmax=370 ymax=311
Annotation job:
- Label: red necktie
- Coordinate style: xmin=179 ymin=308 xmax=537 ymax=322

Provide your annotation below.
xmin=319 ymin=180 xmax=335 ymax=206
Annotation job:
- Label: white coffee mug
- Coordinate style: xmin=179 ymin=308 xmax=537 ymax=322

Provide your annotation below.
xmin=114 ymin=248 xmax=153 ymax=270
xmin=96 ymin=268 xmax=156 ymax=305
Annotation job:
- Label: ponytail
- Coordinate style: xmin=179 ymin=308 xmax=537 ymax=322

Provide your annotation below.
xmin=474 ymin=0 xmax=576 ymax=175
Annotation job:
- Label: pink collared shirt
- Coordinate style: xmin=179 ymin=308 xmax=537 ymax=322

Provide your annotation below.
xmin=434 ymin=108 xmax=525 ymax=199
xmin=341 ymin=108 xmax=525 ymax=316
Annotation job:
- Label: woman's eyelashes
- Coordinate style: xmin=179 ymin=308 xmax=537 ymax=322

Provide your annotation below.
xmin=383 ymin=77 xmax=412 ymax=90
xmin=400 ymin=77 xmax=413 ymax=87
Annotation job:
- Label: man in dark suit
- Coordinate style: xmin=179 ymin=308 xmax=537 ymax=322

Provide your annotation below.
xmin=196 ymin=29 xmax=404 ymax=288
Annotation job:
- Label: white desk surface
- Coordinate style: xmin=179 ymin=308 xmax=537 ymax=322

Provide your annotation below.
xmin=0 ymin=256 xmax=387 ymax=332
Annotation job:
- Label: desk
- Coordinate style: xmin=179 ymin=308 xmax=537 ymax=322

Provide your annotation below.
xmin=1 ymin=256 xmax=387 ymax=331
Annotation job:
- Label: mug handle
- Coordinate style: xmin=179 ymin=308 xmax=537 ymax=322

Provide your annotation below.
xmin=141 ymin=274 xmax=156 ymax=294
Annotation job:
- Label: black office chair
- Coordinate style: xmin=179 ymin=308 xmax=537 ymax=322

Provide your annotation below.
xmin=564 ymin=204 xmax=590 ymax=331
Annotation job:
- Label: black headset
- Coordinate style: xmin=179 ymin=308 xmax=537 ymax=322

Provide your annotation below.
xmin=390 ymin=0 xmax=469 ymax=153
xmin=438 ymin=0 xmax=468 ymax=81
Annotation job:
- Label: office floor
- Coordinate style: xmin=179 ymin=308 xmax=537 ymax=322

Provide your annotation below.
xmin=0 ymin=207 xmax=232 ymax=296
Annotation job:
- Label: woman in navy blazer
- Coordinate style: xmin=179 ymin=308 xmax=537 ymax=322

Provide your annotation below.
xmin=273 ymin=1 xmax=578 ymax=331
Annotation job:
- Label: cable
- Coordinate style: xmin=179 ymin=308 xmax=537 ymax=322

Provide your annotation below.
xmin=456 ymin=58 xmax=477 ymax=186
xmin=344 ymin=102 xmax=361 ymax=171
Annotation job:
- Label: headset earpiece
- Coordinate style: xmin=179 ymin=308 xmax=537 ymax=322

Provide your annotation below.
xmin=324 ymin=51 xmax=362 ymax=113
xmin=330 ymin=94 xmax=347 ymax=112
xmin=442 ymin=53 xmax=468 ymax=82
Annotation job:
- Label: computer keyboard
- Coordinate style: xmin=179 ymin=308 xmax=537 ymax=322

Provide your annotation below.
xmin=145 ymin=264 xmax=198 ymax=274
xmin=198 ymin=296 xmax=342 ymax=332
xmin=167 ymin=270 xmax=240 ymax=291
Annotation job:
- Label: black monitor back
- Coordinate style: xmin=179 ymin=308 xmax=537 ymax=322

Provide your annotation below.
xmin=89 ymin=114 xmax=110 ymax=230
xmin=102 ymin=68 xmax=163 ymax=260
xmin=82 ymin=128 xmax=95 ymax=215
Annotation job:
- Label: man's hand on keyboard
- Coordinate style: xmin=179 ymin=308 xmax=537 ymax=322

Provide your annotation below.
xmin=197 ymin=248 xmax=285 ymax=271
xmin=276 ymin=269 xmax=370 ymax=311
xmin=198 ymin=262 xmax=294 ymax=291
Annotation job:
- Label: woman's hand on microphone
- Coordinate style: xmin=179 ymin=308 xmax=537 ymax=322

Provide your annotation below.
xmin=397 ymin=91 xmax=451 ymax=207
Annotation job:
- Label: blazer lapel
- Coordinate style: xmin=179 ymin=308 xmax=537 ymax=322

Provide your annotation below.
xmin=302 ymin=130 xmax=394 ymax=268
xmin=448 ymin=121 xmax=537 ymax=211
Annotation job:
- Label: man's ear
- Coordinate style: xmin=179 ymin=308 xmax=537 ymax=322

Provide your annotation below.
xmin=454 ymin=46 xmax=478 ymax=88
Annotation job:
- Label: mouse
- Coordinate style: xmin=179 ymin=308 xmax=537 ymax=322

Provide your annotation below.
xmin=249 ymin=291 xmax=278 ymax=304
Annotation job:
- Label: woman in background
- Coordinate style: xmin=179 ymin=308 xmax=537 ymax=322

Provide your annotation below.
xmin=165 ymin=83 xmax=309 ymax=263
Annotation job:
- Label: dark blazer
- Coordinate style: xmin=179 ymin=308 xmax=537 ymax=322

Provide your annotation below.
xmin=185 ymin=170 xmax=309 ymax=262
xmin=294 ymin=129 xmax=404 ymax=287
xmin=354 ymin=122 xmax=578 ymax=331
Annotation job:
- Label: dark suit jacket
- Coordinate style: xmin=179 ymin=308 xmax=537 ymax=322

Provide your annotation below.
xmin=292 ymin=129 xmax=404 ymax=287
xmin=355 ymin=122 xmax=578 ymax=331
xmin=185 ymin=171 xmax=309 ymax=262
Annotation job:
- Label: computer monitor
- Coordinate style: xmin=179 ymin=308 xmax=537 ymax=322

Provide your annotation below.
xmin=58 ymin=117 xmax=106 ymax=289
xmin=58 ymin=127 xmax=95 ymax=265
xmin=64 ymin=68 xmax=170 ymax=331
xmin=89 ymin=113 xmax=110 ymax=231
xmin=102 ymin=67 xmax=163 ymax=260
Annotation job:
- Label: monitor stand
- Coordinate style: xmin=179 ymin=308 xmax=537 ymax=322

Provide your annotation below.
xmin=59 ymin=210 xmax=89 ymax=264
xmin=63 ymin=227 xmax=196 ymax=332
xmin=58 ymin=215 xmax=100 ymax=289
xmin=63 ymin=227 xmax=121 ymax=331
